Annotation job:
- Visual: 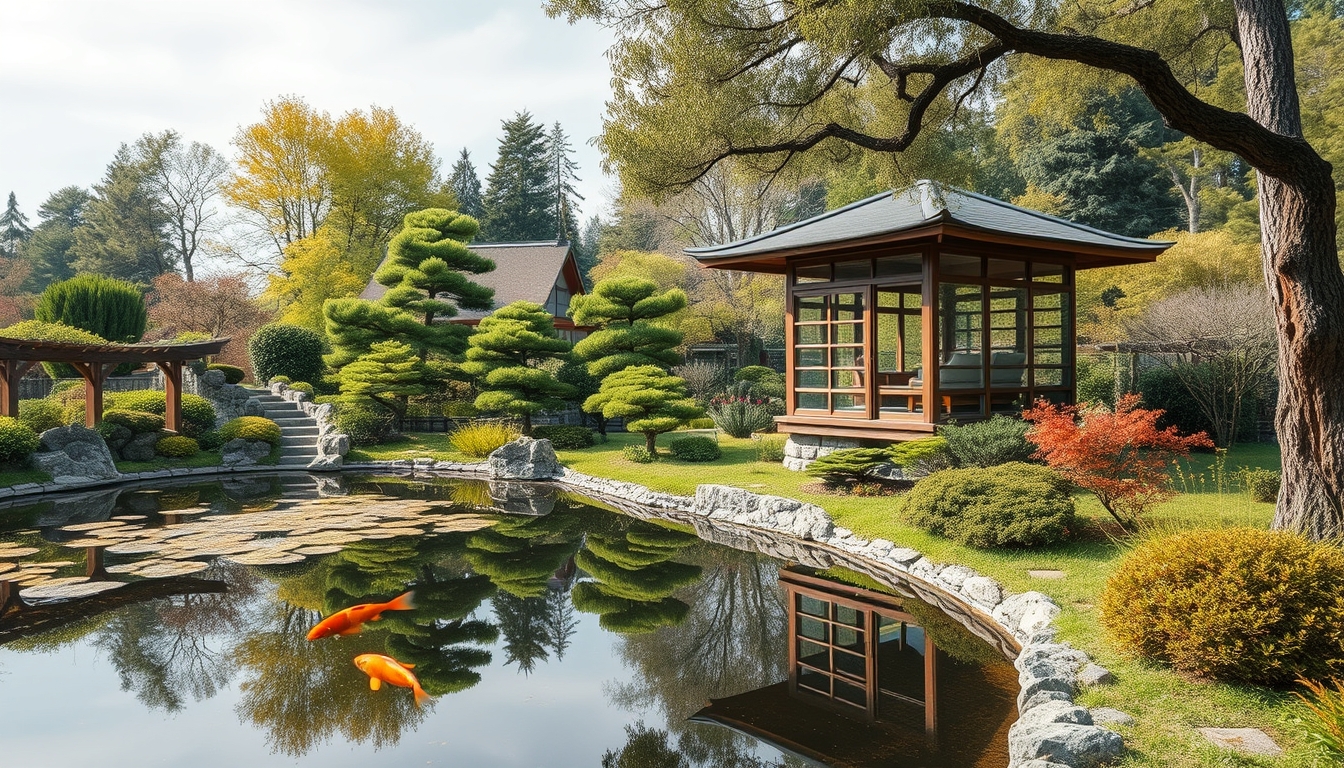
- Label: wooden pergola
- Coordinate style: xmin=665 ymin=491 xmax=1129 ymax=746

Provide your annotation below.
xmin=0 ymin=337 xmax=230 ymax=433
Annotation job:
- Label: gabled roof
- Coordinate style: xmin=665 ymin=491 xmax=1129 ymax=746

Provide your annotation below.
xmin=360 ymin=241 xmax=580 ymax=322
xmin=685 ymin=180 xmax=1174 ymax=268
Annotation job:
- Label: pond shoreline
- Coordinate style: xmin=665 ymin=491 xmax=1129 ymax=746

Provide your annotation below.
xmin=0 ymin=455 xmax=1122 ymax=768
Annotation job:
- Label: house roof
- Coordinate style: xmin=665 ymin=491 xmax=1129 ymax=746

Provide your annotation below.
xmin=359 ymin=241 xmax=577 ymax=322
xmin=685 ymin=180 xmax=1174 ymax=269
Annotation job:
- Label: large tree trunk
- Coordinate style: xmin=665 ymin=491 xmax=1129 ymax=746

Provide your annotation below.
xmin=1236 ymin=0 xmax=1344 ymax=539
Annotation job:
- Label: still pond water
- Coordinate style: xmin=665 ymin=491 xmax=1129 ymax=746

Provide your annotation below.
xmin=0 ymin=474 xmax=1016 ymax=768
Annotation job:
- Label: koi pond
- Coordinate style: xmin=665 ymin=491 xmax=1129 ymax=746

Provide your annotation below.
xmin=0 ymin=474 xmax=1017 ymax=767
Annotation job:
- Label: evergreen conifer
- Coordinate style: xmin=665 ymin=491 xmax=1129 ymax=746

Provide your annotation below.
xmin=0 ymin=192 xmax=31 ymax=258
xmin=584 ymin=365 xmax=703 ymax=454
xmin=548 ymin=122 xmax=583 ymax=242
xmin=570 ymin=277 xmax=687 ymax=377
xmin=337 ymin=340 xmax=428 ymax=420
xmin=480 ymin=112 xmax=555 ymax=242
xmin=448 ymin=148 xmax=485 ymax=221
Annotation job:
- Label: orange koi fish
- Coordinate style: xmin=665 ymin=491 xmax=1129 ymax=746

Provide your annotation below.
xmin=354 ymin=653 xmax=431 ymax=707
xmin=306 ymin=591 xmax=415 ymax=640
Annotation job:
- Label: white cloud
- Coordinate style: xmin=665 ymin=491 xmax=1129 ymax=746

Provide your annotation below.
xmin=0 ymin=0 xmax=616 ymax=251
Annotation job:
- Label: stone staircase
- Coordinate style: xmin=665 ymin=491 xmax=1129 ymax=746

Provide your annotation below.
xmin=250 ymin=392 xmax=321 ymax=467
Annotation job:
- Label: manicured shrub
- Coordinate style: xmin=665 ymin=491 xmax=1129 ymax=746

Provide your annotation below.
xmin=206 ymin=364 xmax=245 ymax=384
xmin=888 ymin=436 xmax=954 ymax=475
xmin=939 ymin=415 xmax=1035 ymax=468
xmin=35 ymin=273 xmax=147 ymax=343
xmin=901 ymin=463 xmax=1075 ymax=548
xmin=197 ymin=429 xmax=225 ymax=450
xmin=111 ymin=390 xmax=217 ymax=438
xmin=155 ymin=435 xmax=200 ymax=458
xmin=449 ymin=422 xmax=520 ymax=458
xmin=1099 ymin=528 xmax=1344 ymax=686
xmin=0 ymin=320 xmax=109 ymax=378
xmin=668 ymin=435 xmax=720 ymax=462
xmin=734 ymin=365 xmax=785 ymax=398
xmin=755 ymin=435 xmax=786 ymax=463
xmin=268 ymin=375 xmax=292 ymax=385
xmin=442 ymin=400 xmax=480 ymax=417
xmin=18 ymin=399 xmax=64 ymax=433
xmin=622 ymin=444 xmax=656 ymax=463
xmin=806 ymin=447 xmax=891 ymax=486
xmin=1241 ymin=468 xmax=1281 ymax=503
xmin=102 ymin=409 xmax=166 ymax=435
xmin=288 ymin=381 xmax=315 ymax=396
xmin=706 ymin=396 xmax=776 ymax=438
xmin=173 ymin=331 xmax=211 ymax=343
xmin=685 ymin=417 xmax=716 ymax=430
xmin=248 ymin=323 xmax=326 ymax=385
xmin=335 ymin=405 xmax=395 ymax=446
xmin=0 ymin=416 xmax=40 ymax=464
xmin=532 ymin=425 xmax=596 ymax=449
xmin=219 ymin=416 xmax=282 ymax=446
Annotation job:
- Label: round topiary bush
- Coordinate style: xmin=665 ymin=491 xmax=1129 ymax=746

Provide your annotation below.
xmin=35 ymin=273 xmax=147 ymax=343
xmin=335 ymin=405 xmax=395 ymax=446
xmin=18 ymin=399 xmax=64 ymax=433
xmin=288 ymin=381 xmax=315 ymax=396
xmin=937 ymin=415 xmax=1036 ymax=468
xmin=219 ymin=416 xmax=282 ymax=446
xmin=110 ymin=390 xmax=217 ymax=438
xmin=206 ymin=363 xmax=245 ymax=384
xmin=268 ymin=375 xmax=292 ymax=385
xmin=668 ymin=435 xmax=721 ymax=462
xmin=623 ymin=444 xmax=656 ymax=463
xmin=901 ymin=462 xmax=1075 ymax=548
xmin=102 ymin=409 xmax=166 ymax=435
xmin=1241 ymin=468 xmax=1281 ymax=503
xmin=0 ymin=416 xmax=40 ymax=464
xmin=532 ymin=424 xmax=596 ymax=449
xmin=248 ymin=324 xmax=326 ymax=385
xmin=155 ymin=435 xmax=200 ymax=458
xmin=1100 ymin=528 xmax=1344 ymax=686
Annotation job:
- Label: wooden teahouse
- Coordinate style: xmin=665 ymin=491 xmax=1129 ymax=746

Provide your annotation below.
xmin=686 ymin=181 xmax=1174 ymax=444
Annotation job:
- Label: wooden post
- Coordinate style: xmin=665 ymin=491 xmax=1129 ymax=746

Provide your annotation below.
xmin=158 ymin=361 xmax=183 ymax=434
xmin=924 ymin=637 xmax=939 ymax=741
xmin=0 ymin=360 xmax=33 ymax=418
xmin=71 ymin=362 xmax=117 ymax=427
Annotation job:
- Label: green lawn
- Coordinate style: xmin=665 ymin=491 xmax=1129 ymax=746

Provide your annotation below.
xmin=346 ymin=432 xmax=473 ymax=463
xmin=115 ymin=450 xmax=226 ymax=473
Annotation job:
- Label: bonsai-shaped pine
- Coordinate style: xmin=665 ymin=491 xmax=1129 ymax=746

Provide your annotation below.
xmin=337 ymin=340 xmax=427 ymax=422
xmin=325 ymin=208 xmax=495 ymax=369
xmin=462 ymin=301 xmax=574 ymax=435
xmin=1024 ymin=394 xmax=1213 ymax=532
xmin=805 ymin=447 xmax=893 ymax=487
xmin=570 ymin=277 xmax=686 ymax=377
xmin=584 ymin=365 xmax=702 ymax=455
xmin=571 ymin=521 xmax=702 ymax=634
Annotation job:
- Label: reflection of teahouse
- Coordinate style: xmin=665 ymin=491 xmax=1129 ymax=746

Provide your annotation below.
xmin=691 ymin=568 xmax=1016 ymax=768
xmin=685 ymin=181 xmax=1174 ymax=445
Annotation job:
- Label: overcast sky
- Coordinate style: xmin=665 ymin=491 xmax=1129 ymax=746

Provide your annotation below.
xmin=0 ymin=0 xmax=616 ymax=267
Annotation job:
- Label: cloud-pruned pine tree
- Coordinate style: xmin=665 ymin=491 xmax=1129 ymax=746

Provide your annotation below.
xmin=324 ymin=208 xmax=494 ymax=370
xmin=584 ymin=365 xmax=703 ymax=454
xmin=480 ymin=112 xmax=555 ymax=242
xmin=570 ymin=277 xmax=687 ymax=377
xmin=337 ymin=340 xmax=427 ymax=421
xmin=463 ymin=301 xmax=575 ymax=435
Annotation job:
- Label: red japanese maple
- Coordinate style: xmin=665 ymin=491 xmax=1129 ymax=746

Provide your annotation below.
xmin=1023 ymin=394 xmax=1214 ymax=531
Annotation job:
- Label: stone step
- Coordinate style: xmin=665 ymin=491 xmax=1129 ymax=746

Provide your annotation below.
xmin=271 ymin=416 xmax=316 ymax=426
xmin=260 ymin=402 xmax=301 ymax=412
xmin=281 ymin=436 xmax=319 ymax=447
xmin=280 ymin=426 xmax=320 ymax=437
xmin=278 ymin=455 xmax=319 ymax=466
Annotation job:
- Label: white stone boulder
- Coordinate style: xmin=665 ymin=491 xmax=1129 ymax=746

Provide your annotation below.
xmin=488 ymin=437 xmax=562 ymax=480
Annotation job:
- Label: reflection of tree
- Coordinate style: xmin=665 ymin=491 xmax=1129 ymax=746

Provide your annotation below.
xmin=601 ymin=721 xmax=789 ymax=768
xmin=572 ymin=521 xmax=702 ymax=634
xmin=544 ymin=586 xmax=578 ymax=661
xmin=492 ymin=591 xmax=552 ymax=674
xmin=92 ymin=564 xmax=261 ymax=712
xmin=383 ymin=563 xmax=498 ymax=695
xmin=464 ymin=513 xmax=586 ymax=598
xmin=607 ymin=548 xmax=789 ymax=766
xmin=232 ymin=600 xmax=425 ymax=757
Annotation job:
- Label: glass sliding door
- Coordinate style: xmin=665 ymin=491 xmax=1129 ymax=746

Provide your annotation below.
xmin=792 ymin=291 xmax=868 ymax=416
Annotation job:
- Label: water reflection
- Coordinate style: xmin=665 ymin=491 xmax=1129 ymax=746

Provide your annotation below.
xmin=0 ymin=476 xmax=1016 ymax=767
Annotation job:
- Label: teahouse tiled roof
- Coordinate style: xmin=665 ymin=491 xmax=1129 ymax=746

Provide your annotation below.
xmin=360 ymin=241 xmax=574 ymax=321
xmin=685 ymin=180 xmax=1174 ymax=262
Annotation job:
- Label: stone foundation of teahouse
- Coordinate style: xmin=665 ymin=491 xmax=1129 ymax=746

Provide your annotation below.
xmin=781 ymin=434 xmax=863 ymax=471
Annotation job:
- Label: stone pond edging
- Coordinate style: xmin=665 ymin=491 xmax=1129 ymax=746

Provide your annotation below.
xmin=0 ymin=434 xmax=1123 ymax=767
